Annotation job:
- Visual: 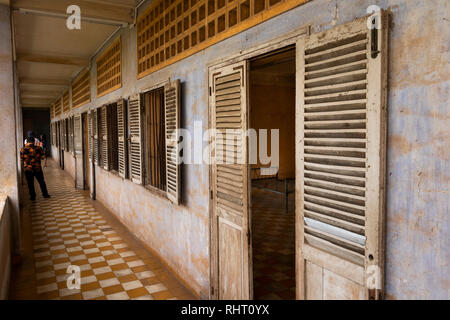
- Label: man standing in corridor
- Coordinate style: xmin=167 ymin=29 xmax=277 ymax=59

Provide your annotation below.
xmin=20 ymin=135 xmax=51 ymax=201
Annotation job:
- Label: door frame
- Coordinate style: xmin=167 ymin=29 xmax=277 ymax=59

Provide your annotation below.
xmin=208 ymin=26 xmax=310 ymax=300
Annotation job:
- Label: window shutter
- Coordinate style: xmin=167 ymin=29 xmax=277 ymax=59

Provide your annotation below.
xmin=101 ymin=105 xmax=109 ymax=170
xmin=117 ymin=99 xmax=128 ymax=178
xmin=88 ymin=111 xmax=93 ymax=160
xmin=128 ymin=94 xmax=143 ymax=184
xmin=164 ymin=79 xmax=181 ymax=204
xmin=63 ymin=120 xmax=67 ymax=151
xmin=297 ymin=12 xmax=388 ymax=299
xmin=70 ymin=116 xmax=75 ymax=155
xmin=93 ymin=109 xmax=100 ymax=165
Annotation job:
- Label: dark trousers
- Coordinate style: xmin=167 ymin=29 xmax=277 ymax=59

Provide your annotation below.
xmin=25 ymin=170 xmax=49 ymax=198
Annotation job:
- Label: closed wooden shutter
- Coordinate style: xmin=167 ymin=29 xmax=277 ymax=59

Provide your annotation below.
xmin=101 ymin=105 xmax=109 ymax=170
xmin=164 ymin=80 xmax=181 ymax=204
xmin=128 ymin=94 xmax=143 ymax=184
xmin=70 ymin=116 xmax=75 ymax=155
xmin=297 ymin=12 xmax=388 ymax=299
xmin=210 ymin=61 xmax=251 ymax=299
xmin=62 ymin=119 xmax=67 ymax=151
xmin=93 ymin=109 xmax=100 ymax=166
xmin=117 ymin=99 xmax=128 ymax=178
xmin=88 ymin=111 xmax=93 ymax=160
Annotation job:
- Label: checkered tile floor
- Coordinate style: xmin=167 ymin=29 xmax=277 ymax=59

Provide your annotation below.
xmin=252 ymin=186 xmax=296 ymax=300
xmin=10 ymin=160 xmax=195 ymax=300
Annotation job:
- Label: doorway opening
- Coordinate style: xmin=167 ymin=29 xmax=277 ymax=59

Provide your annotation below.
xmin=249 ymin=47 xmax=296 ymax=300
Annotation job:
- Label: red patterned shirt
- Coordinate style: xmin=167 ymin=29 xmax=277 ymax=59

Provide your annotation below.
xmin=20 ymin=142 xmax=45 ymax=172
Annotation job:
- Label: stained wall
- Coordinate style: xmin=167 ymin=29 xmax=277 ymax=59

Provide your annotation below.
xmin=50 ymin=0 xmax=449 ymax=299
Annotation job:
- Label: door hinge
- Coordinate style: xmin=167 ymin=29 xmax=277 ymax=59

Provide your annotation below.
xmin=210 ymin=286 xmax=214 ymax=296
xmin=370 ymin=17 xmax=380 ymax=59
xmin=210 ymin=190 xmax=213 ymax=200
xmin=368 ymin=288 xmax=383 ymax=300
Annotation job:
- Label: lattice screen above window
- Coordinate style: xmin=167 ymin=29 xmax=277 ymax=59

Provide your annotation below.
xmin=137 ymin=0 xmax=309 ymax=79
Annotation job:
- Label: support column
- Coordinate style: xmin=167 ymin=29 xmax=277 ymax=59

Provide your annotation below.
xmin=0 ymin=4 xmax=21 ymax=254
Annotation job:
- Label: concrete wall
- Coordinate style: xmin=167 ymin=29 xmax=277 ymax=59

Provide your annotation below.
xmin=0 ymin=4 xmax=20 ymax=254
xmin=0 ymin=195 xmax=11 ymax=299
xmin=50 ymin=0 xmax=449 ymax=299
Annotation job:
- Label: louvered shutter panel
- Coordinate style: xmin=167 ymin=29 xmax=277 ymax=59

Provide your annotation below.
xmin=211 ymin=61 xmax=251 ymax=299
xmin=63 ymin=120 xmax=67 ymax=151
xmin=70 ymin=116 xmax=75 ymax=155
xmin=164 ymin=80 xmax=181 ymax=204
xmin=128 ymin=94 xmax=143 ymax=184
xmin=297 ymin=12 xmax=387 ymax=299
xmin=101 ymin=105 xmax=109 ymax=170
xmin=93 ymin=109 xmax=100 ymax=165
xmin=117 ymin=99 xmax=128 ymax=178
xmin=88 ymin=111 xmax=93 ymax=160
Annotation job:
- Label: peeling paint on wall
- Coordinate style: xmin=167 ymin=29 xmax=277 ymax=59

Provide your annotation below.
xmin=50 ymin=0 xmax=449 ymax=299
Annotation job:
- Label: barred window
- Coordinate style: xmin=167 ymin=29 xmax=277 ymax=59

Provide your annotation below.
xmin=143 ymin=88 xmax=166 ymax=192
xmin=107 ymin=103 xmax=119 ymax=172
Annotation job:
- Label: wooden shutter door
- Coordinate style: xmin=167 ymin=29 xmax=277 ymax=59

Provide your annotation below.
xmin=296 ymin=12 xmax=388 ymax=300
xmin=93 ymin=109 xmax=100 ymax=166
xmin=117 ymin=99 xmax=128 ymax=178
xmin=74 ymin=115 xmax=84 ymax=189
xmin=128 ymin=94 xmax=143 ymax=184
xmin=165 ymin=80 xmax=181 ymax=204
xmin=62 ymin=120 xmax=66 ymax=151
xmin=71 ymin=116 xmax=75 ymax=155
xmin=210 ymin=61 xmax=251 ymax=300
xmin=101 ymin=105 xmax=109 ymax=170
xmin=88 ymin=111 xmax=93 ymax=161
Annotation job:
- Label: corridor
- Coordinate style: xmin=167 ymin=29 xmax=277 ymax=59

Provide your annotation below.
xmin=9 ymin=160 xmax=195 ymax=300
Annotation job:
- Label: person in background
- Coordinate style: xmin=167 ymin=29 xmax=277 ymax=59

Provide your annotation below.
xmin=20 ymin=135 xmax=51 ymax=201
xmin=24 ymin=130 xmax=40 ymax=146
xmin=39 ymin=134 xmax=48 ymax=167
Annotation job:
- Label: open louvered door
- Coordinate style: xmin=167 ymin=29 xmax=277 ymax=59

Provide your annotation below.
xmin=296 ymin=13 xmax=388 ymax=300
xmin=74 ymin=114 xmax=84 ymax=189
xmin=128 ymin=94 xmax=143 ymax=184
xmin=117 ymin=99 xmax=128 ymax=178
xmin=165 ymin=80 xmax=180 ymax=204
xmin=210 ymin=61 xmax=251 ymax=300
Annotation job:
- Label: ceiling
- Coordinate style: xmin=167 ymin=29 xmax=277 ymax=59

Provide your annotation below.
xmin=11 ymin=0 xmax=139 ymax=109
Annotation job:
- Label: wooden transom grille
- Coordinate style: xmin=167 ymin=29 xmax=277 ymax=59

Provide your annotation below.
xmin=97 ymin=38 xmax=122 ymax=97
xmin=72 ymin=70 xmax=91 ymax=109
xmin=63 ymin=90 xmax=70 ymax=114
xmin=214 ymin=69 xmax=245 ymax=216
xmin=137 ymin=0 xmax=308 ymax=78
xmin=301 ymin=33 xmax=369 ymax=266
xmin=54 ymin=99 xmax=62 ymax=116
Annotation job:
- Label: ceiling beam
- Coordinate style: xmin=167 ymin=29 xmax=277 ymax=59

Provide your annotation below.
xmin=17 ymin=53 xmax=89 ymax=66
xmin=21 ymin=104 xmax=52 ymax=108
xmin=20 ymin=90 xmax=61 ymax=97
xmin=21 ymin=97 xmax=55 ymax=103
xmin=12 ymin=0 xmax=134 ymax=25
xmin=19 ymin=77 xmax=71 ymax=86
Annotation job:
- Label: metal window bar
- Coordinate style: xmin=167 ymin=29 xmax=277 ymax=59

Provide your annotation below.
xmin=144 ymin=88 xmax=166 ymax=191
